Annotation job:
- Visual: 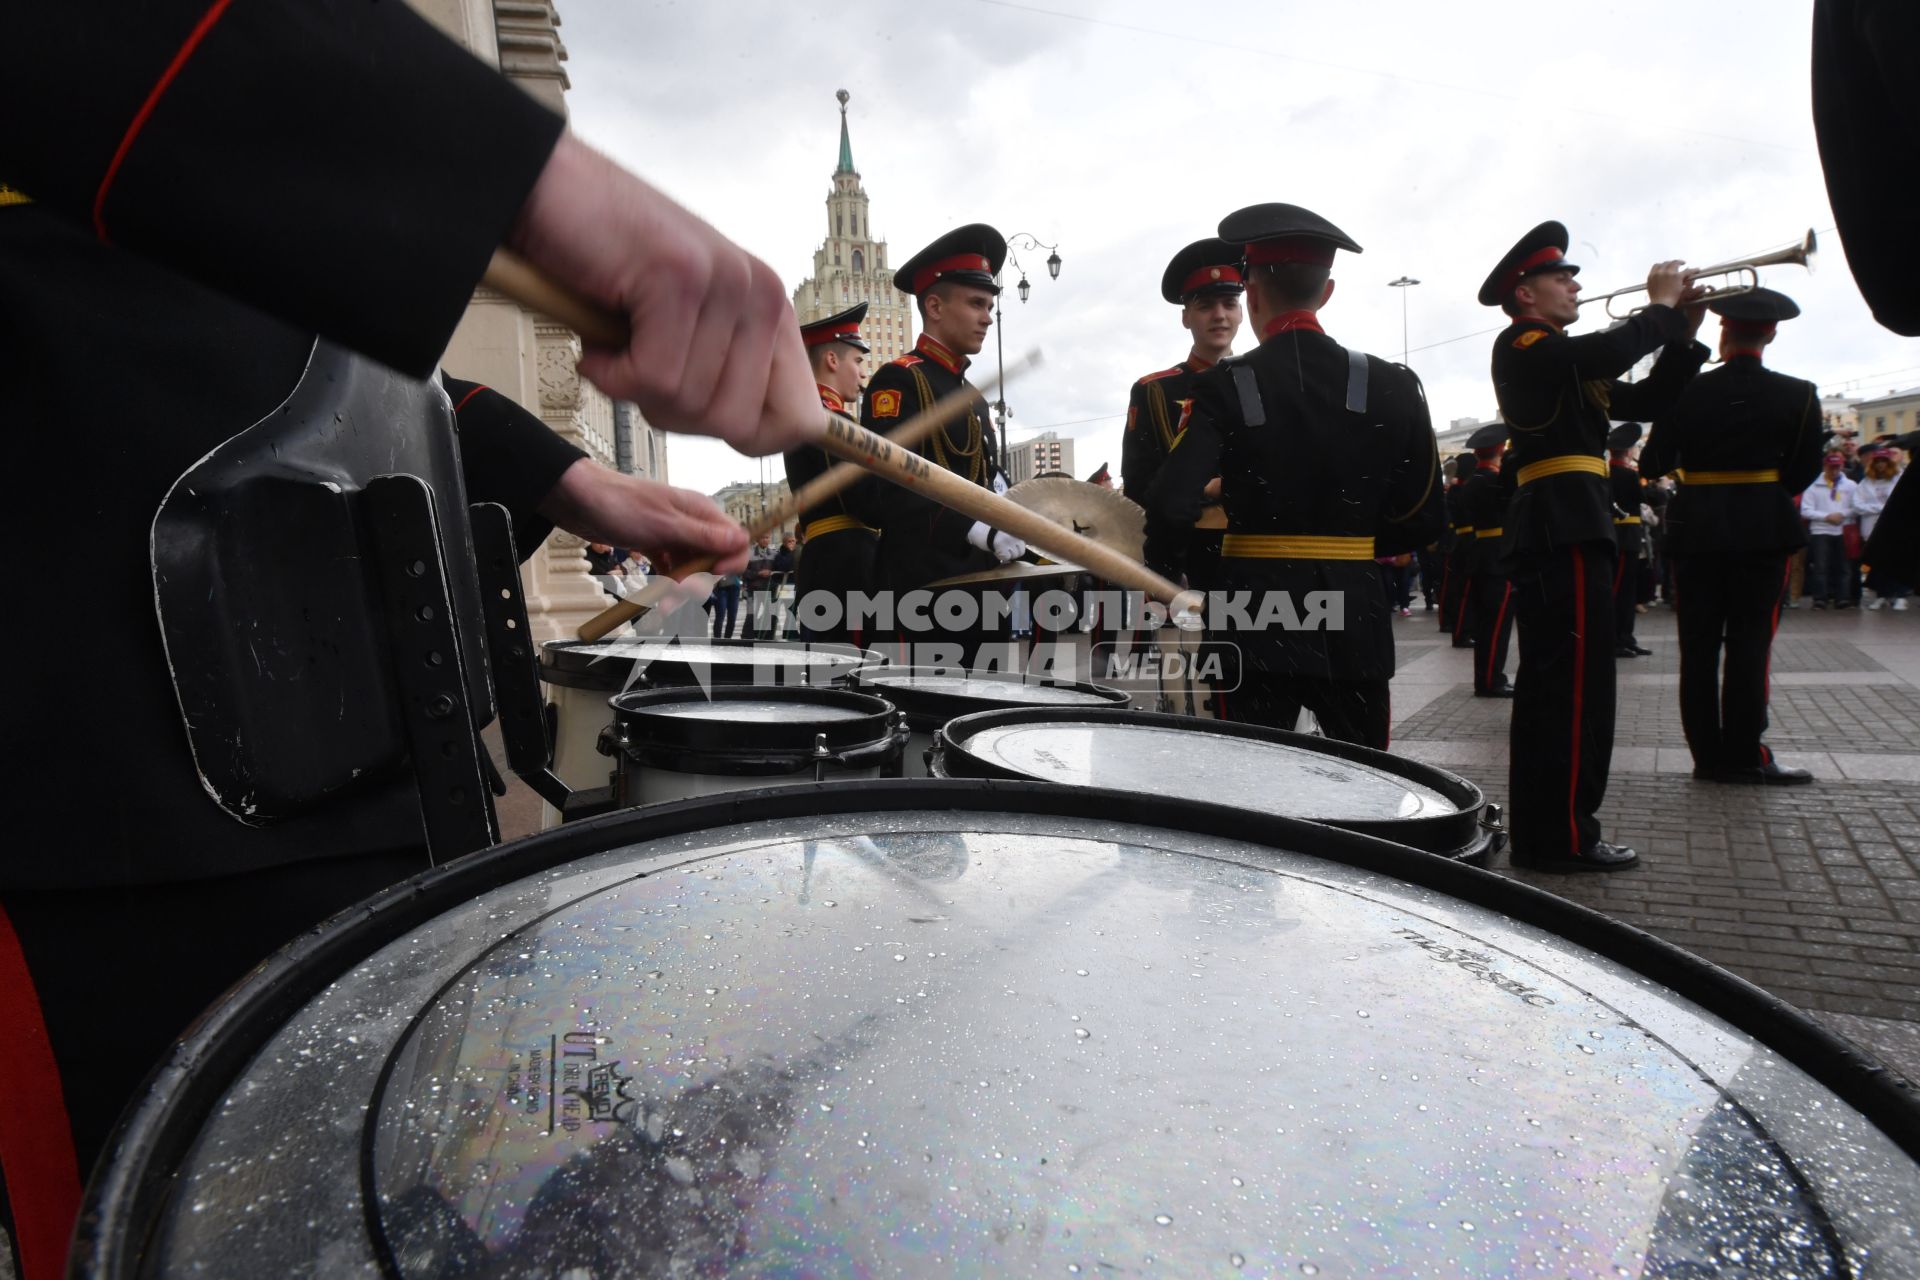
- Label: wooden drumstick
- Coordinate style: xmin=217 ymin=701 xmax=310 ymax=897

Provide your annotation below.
xmin=573 ymin=351 xmax=1043 ymax=642
xmin=482 ymin=251 xmax=1202 ymax=632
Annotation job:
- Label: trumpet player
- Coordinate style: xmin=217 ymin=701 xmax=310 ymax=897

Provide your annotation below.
xmin=1480 ymin=221 xmax=1709 ymax=872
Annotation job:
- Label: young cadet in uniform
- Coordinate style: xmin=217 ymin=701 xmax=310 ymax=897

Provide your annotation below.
xmin=1459 ymin=425 xmax=1516 ymax=698
xmin=1123 ymin=239 xmax=1245 ymax=597
xmin=1481 ymin=220 xmax=1709 ymax=871
xmin=783 ymin=303 xmax=879 ymax=646
xmin=1439 ymin=454 xmax=1478 ymax=646
xmin=1145 ymin=204 xmax=1443 ymax=749
xmin=1608 ymin=423 xmax=1654 ymax=657
xmin=1640 ymin=287 xmax=1824 ymax=785
xmin=853 ymin=224 xmax=1022 ymax=666
xmin=1 ymin=1 xmax=818 ymax=1253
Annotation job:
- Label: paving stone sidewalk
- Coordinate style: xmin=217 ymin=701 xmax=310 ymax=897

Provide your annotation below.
xmin=1390 ymin=601 xmax=1920 ymax=1086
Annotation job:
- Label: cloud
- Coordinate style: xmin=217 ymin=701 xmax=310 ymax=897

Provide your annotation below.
xmin=556 ymin=0 xmax=1917 ymax=499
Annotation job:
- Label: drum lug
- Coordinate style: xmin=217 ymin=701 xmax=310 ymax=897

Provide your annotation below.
xmin=811 ymin=732 xmax=833 ymax=782
xmin=597 ymin=724 xmax=628 ymax=758
xmin=1479 ymin=802 xmax=1507 ymax=855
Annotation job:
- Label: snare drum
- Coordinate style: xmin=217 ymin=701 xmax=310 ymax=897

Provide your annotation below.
xmin=847 ymin=666 xmax=1129 ymax=775
xmin=83 ymin=783 xmax=1920 ymax=1277
xmin=539 ymin=639 xmax=879 ymax=822
xmin=601 ymin=685 xmax=904 ymax=804
xmin=932 ymin=707 xmax=1502 ymax=862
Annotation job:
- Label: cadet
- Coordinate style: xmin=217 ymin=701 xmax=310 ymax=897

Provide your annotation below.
xmin=1459 ymin=424 xmax=1515 ymax=697
xmin=854 ymin=224 xmax=1021 ymax=666
xmin=1145 ymin=204 xmax=1442 ymax=748
xmin=1640 ymin=287 xmax=1823 ymax=784
xmin=1439 ymin=453 xmax=1477 ymax=647
xmin=1123 ymin=238 xmax=1246 ymax=594
xmin=1481 ymin=221 xmax=1708 ymax=871
xmin=783 ymin=302 xmax=879 ymax=646
xmin=1608 ymin=423 xmax=1654 ymax=657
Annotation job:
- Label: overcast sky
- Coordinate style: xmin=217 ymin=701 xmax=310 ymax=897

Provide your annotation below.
xmin=559 ymin=0 xmax=1917 ymax=498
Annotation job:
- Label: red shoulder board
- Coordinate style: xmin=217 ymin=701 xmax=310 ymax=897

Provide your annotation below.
xmin=1135 ymin=366 xmax=1183 ymax=385
xmin=890 ymin=354 xmax=924 ymax=369
xmin=1512 ymin=327 xmax=1550 ymax=350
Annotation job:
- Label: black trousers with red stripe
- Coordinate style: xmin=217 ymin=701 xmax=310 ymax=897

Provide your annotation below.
xmin=1611 ymin=547 xmax=1641 ymax=645
xmin=1467 ymin=571 xmax=1514 ymax=693
xmin=1509 ymin=542 xmax=1618 ymax=859
xmin=1220 ymin=674 xmax=1391 ymax=751
xmin=1674 ymin=552 xmax=1790 ymax=772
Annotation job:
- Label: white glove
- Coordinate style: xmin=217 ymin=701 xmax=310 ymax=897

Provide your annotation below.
xmin=992 ymin=470 xmax=1010 ymax=496
xmin=967 ymin=520 xmax=1026 ymax=563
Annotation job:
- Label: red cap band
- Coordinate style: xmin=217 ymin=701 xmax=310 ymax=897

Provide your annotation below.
xmin=1180 ymin=264 xmax=1244 ymax=297
xmin=911 ymin=253 xmax=992 ymax=295
xmin=802 ymin=320 xmax=862 ymax=348
xmin=1244 ymin=238 xmax=1336 ymax=268
xmin=1499 ymin=245 xmax=1569 ymax=300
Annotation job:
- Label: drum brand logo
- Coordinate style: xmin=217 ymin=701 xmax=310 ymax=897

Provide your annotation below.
xmin=1391 ymin=927 xmax=1557 ymax=1008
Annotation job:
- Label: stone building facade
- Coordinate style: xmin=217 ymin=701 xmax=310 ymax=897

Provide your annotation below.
xmin=408 ymin=0 xmax=668 ymax=643
xmin=791 ymin=91 xmax=915 ymax=375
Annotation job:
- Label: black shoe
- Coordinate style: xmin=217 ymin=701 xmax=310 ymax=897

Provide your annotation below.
xmin=1451 ymin=638 xmax=1474 ymax=649
xmin=1812 ymin=600 xmax=1828 ymax=610
xmin=1511 ymin=841 xmax=1639 ymax=872
xmin=1614 ymin=646 xmax=1640 ymax=658
xmin=1694 ymin=760 xmax=1815 ymax=786
xmin=1628 ymin=644 xmax=1653 ymax=656
xmin=1424 ymin=600 xmax=1436 ymax=610
xmin=1835 ymin=600 xmax=1855 ymax=610
xmin=1474 ymin=686 xmax=1515 ymax=698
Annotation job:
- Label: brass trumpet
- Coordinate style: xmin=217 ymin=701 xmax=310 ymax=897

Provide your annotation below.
xmin=1578 ymin=229 xmax=1817 ymax=320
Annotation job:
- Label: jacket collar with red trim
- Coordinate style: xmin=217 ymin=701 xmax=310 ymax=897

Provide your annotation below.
xmin=914 ymin=334 xmax=968 ymax=375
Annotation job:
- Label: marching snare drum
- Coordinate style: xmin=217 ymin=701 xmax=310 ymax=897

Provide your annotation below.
xmin=538 ymin=639 xmax=879 ymax=823
xmin=600 ymin=685 xmax=904 ymax=805
xmin=846 ymin=666 xmax=1129 ymax=775
xmin=83 ymin=783 xmax=1920 ymax=1277
xmin=932 ymin=707 xmax=1502 ymax=863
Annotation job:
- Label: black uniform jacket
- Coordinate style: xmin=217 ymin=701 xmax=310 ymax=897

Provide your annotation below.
xmin=1609 ymin=462 xmax=1646 ymax=559
xmin=1144 ymin=324 xmax=1443 ymax=682
xmin=1492 ymin=307 xmax=1708 ymax=563
xmin=2 ymin=0 xmax=566 ymax=890
xmin=1121 ymin=358 xmax=1213 ymax=505
xmin=1460 ymin=466 xmax=1511 ymax=575
xmin=1814 ymin=0 xmax=1920 ymax=336
xmin=783 ymin=390 xmax=883 ymax=539
xmin=783 ymin=391 xmax=880 ymax=598
xmin=1639 ymin=356 xmax=1825 ymax=558
xmin=851 ymin=335 xmax=1000 ymax=593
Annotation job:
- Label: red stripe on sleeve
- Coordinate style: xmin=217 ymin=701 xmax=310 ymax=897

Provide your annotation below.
xmin=0 ymin=907 xmax=83 ymax=1280
xmin=92 ymin=0 xmax=239 ymax=243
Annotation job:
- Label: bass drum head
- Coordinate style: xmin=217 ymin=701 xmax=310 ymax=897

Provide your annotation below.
xmin=85 ymin=784 xmax=1920 ymax=1278
xmin=933 ymin=707 xmax=1495 ymax=861
xmin=541 ymin=638 xmax=881 ymax=692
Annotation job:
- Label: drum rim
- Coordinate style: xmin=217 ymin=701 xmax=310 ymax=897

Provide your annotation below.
xmin=847 ymin=665 xmax=1131 ymax=731
xmin=933 ymin=706 xmax=1491 ymax=860
xmin=76 ymin=779 xmax=1920 ymax=1276
xmin=540 ymin=637 xmax=879 ymax=691
xmin=604 ymin=685 xmax=903 ymax=775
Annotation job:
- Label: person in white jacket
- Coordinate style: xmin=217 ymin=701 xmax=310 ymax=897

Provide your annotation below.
xmin=1801 ymin=453 xmax=1858 ymax=608
xmin=1857 ymin=448 xmax=1909 ymax=609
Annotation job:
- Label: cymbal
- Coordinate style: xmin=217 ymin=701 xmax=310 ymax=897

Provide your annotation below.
xmin=1004 ymin=476 xmax=1146 ymax=560
xmin=926 ymin=559 xmax=1088 ymax=589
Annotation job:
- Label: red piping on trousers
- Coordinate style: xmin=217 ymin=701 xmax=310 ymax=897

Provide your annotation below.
xmin=1483 ymin=582 xmax=1512 ymax=691
xmin=1568 ymin=548 xmax=1587 ymax=856
xmin=0 ymin=906 xmax=83 ymax=1280
xmin=93 ymin=0 xmax=238 ymax=242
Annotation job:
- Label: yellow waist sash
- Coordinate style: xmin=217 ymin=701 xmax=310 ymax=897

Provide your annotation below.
xmin=1517 ymin=454 xmax=1608 ymax=485
xmin=1613 ymin=515 xmax=1643 ymax=525
xmin=1474 ymin=527 xmax=1505 ymax=539
xmin=1678 ymin=468 xmax=1782 ymax=486
xmin=803 ymin=514 xmax=877 ymax=540
xmin=1221 ymin=534 xmax=1377 ymax=560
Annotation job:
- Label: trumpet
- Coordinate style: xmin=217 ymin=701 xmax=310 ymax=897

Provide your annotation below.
xmin=1578 ymin=229 xmax=1817 ymax=320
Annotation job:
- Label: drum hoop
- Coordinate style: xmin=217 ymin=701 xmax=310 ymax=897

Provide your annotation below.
xmin=74 ymin=779 xmax=1920 ymax=1277
xmin=933 ymin=705 xmax=1488 ymax=859
xmin=848 ymin=666 xmax=1130 ymax=732
xmin=540 ymin=638 xmax=877 ymax=691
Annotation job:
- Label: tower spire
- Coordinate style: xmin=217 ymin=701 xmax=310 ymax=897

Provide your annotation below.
xmin=835 ymin=88 xmax=855 ymax=175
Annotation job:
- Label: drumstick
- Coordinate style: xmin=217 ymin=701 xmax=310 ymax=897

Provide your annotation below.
xmin=483 ymin=251 xmax=1202 ymax=631
xmin=573 ymin=352 xmax=1043 ymax=642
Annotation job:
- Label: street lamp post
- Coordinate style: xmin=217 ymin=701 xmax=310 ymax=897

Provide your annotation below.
xmin=995 ymin=232 xmax=1062 ymax=477
xmin=1387 ymin=275 xmax=1420 ymax=367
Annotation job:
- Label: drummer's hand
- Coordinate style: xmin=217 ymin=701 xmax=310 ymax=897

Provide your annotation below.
xmin=540 ymin=458 xmax=751 ymax=573
xmin=510 ymin=134 xmax=820 ymax=455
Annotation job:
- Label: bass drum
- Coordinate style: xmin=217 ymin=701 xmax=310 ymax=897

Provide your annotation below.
xmin=932 ymin=707 xmax=1501 ymax=863
xmin=538 ymin=638 xmax=880 ymax=825
xmin=847 ymin=666 xmax=1129 ymax=775
xmin=83 ymin=784 xmax=1920 ymax=1279
xmin=600 ymin=685 xmax=905 ymax=805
